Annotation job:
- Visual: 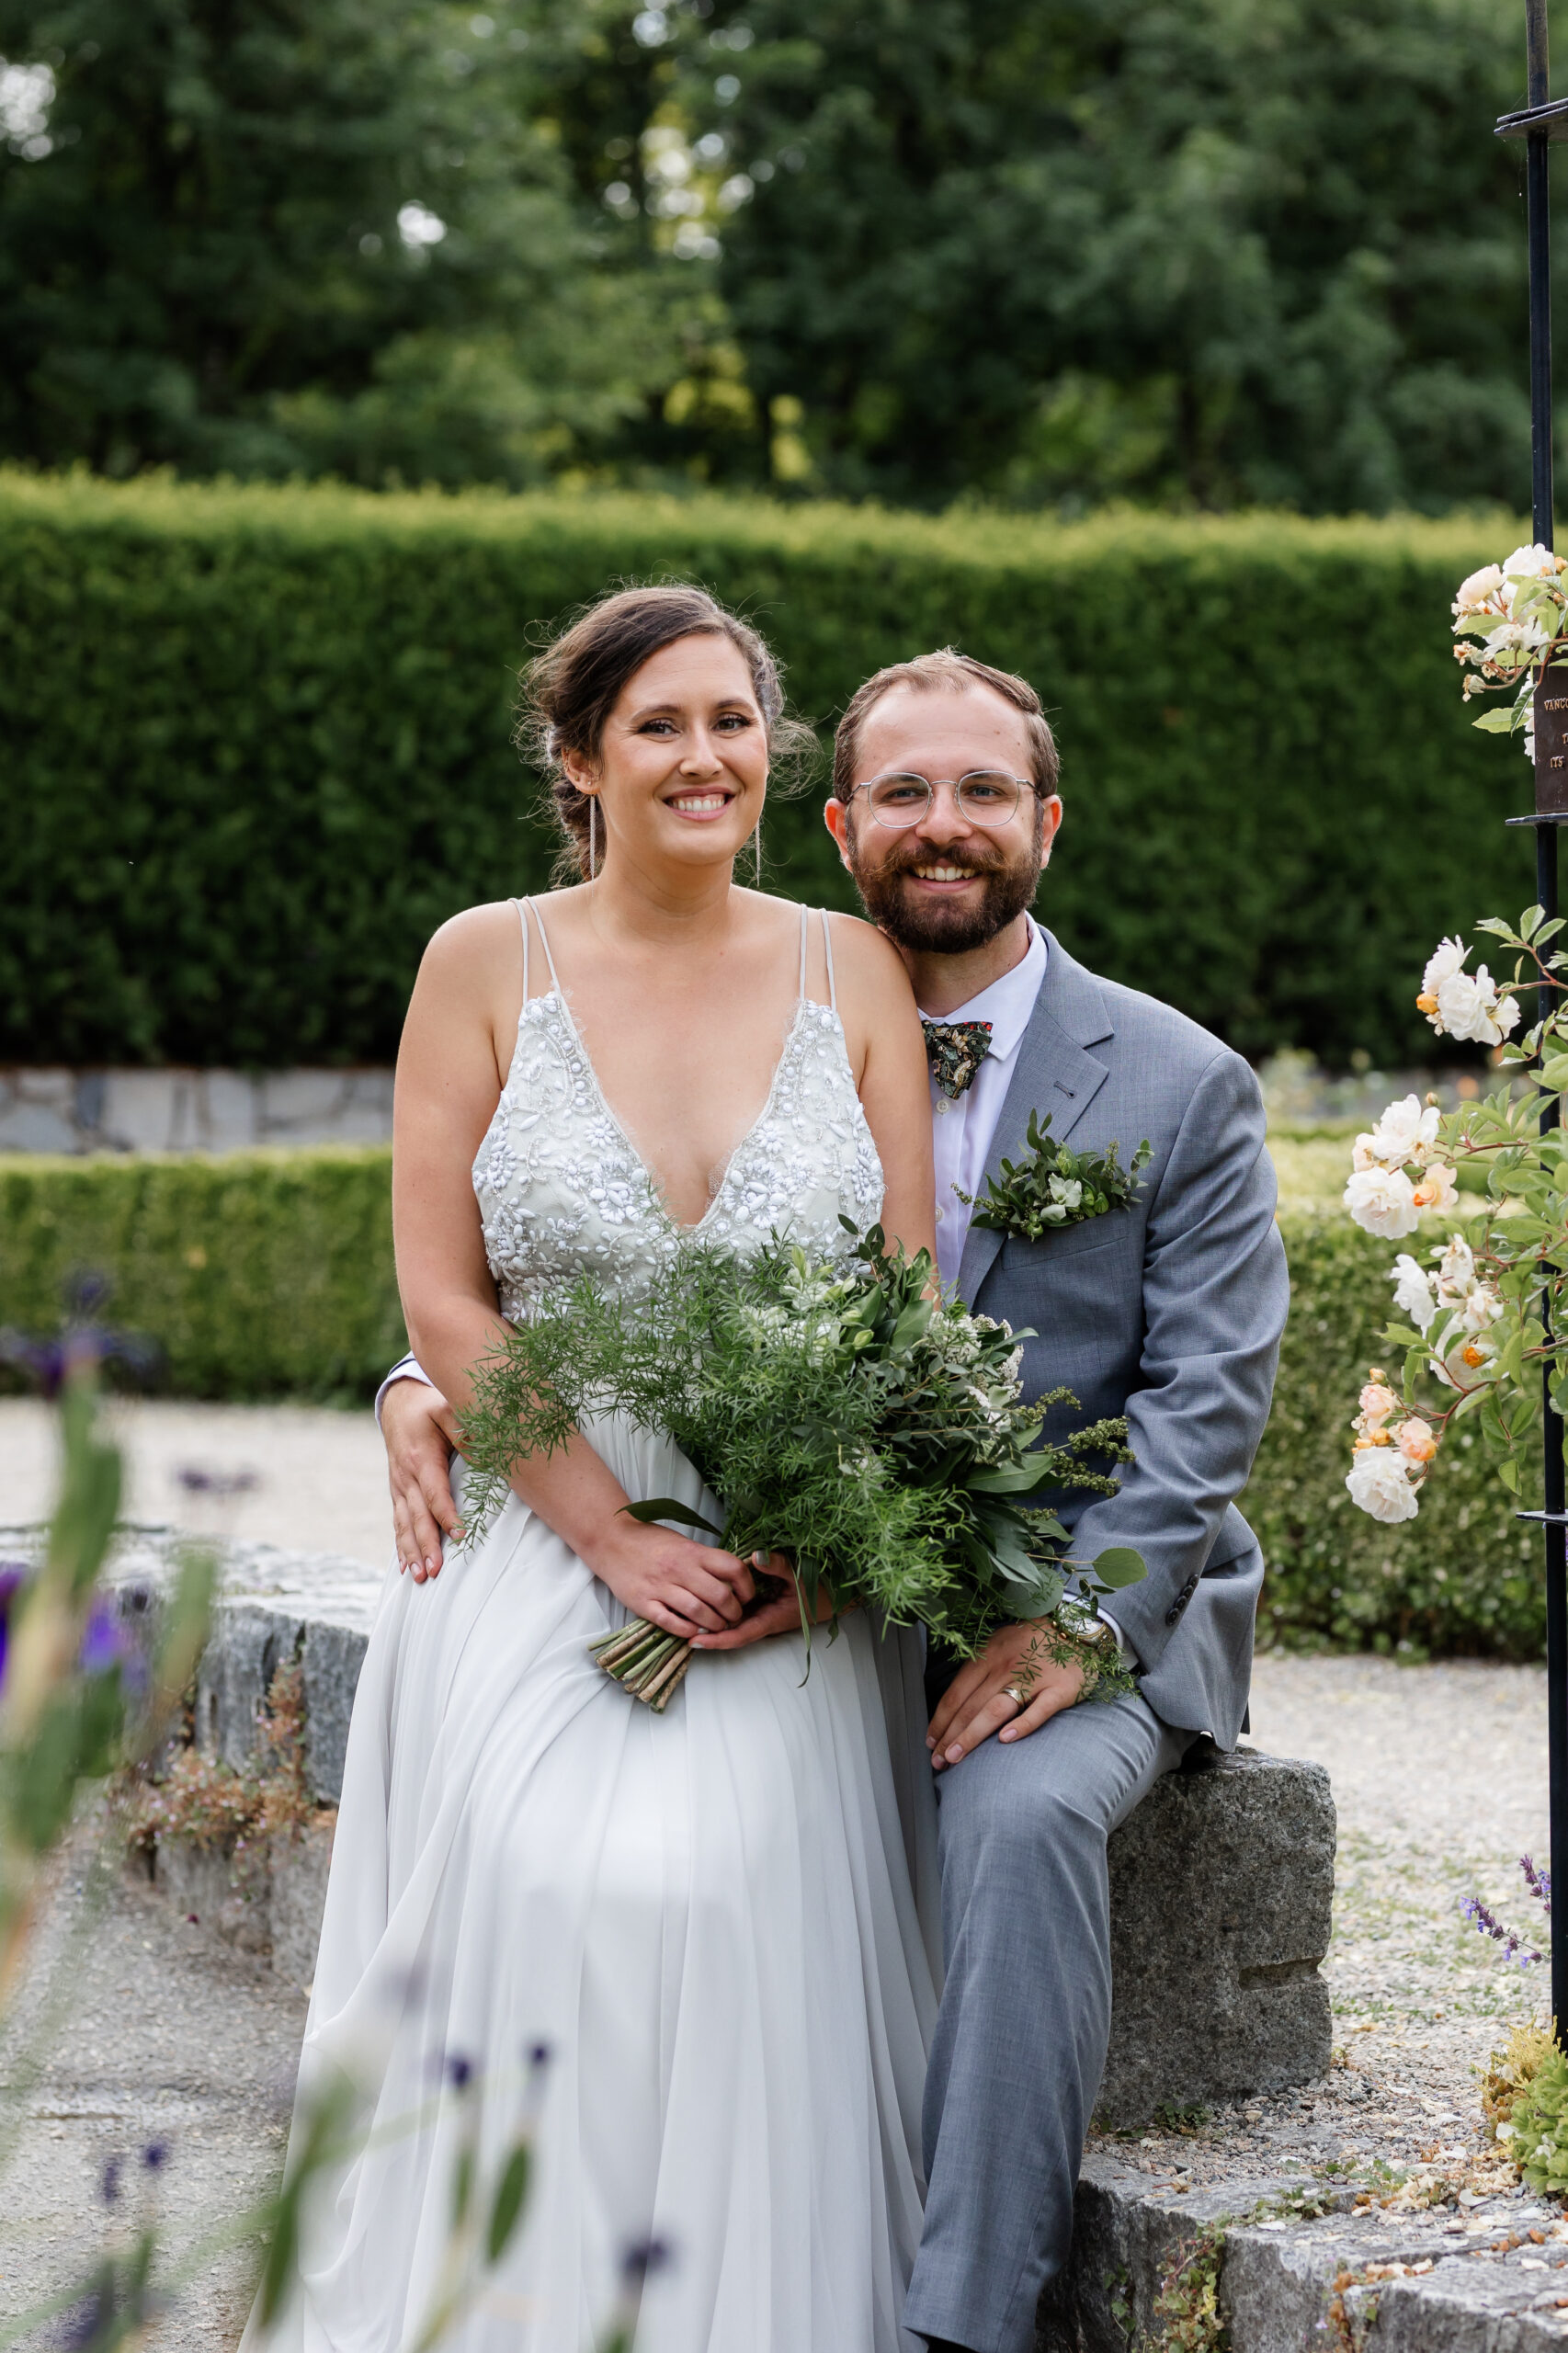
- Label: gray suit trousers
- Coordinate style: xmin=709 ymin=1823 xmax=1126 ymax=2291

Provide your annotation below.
xmin=901 ymin=1689 xmax=1191 ymax=2353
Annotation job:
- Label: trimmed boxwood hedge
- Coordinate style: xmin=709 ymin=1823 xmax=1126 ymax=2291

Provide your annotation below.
xmin=0 ymin=470 xmax=1542 ymax=1071
xmin=0 ymin=1148 xmax=1546 ymax=1657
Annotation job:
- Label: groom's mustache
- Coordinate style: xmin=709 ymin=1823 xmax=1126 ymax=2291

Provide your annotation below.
xmin=856 ymin=837 xmax=1012 ymax=884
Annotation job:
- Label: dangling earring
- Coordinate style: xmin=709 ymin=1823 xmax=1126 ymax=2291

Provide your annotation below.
xmin=754 ymin=821 xmax=762 ymax=883
xmin=588 ymin=794 xmax=597 ymax=881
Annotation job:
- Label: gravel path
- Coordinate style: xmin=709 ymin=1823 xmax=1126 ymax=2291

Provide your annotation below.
xmin=0 ymin=1396 xmax=393 ymax=1568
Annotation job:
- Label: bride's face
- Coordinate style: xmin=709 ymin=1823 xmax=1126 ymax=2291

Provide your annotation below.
xmin=567 ymin=634 xmax=769 ymax=878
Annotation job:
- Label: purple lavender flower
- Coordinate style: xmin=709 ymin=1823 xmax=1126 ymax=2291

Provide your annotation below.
xmin=1460 ymin=1893 xmax=1542 ymax=1966
xmin=1522 ymin=1853 xmax=1553 ymax=1915
xmin=78 ymin=1600 xmax=149 ymax=1699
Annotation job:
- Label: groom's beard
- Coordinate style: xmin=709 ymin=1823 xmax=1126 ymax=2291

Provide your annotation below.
xmin=847 ymin=834 xmax=1043 ymax=955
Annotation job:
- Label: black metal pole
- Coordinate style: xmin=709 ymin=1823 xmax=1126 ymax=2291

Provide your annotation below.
xmin=1522 ymin=0 xmax=1568 ymax=2049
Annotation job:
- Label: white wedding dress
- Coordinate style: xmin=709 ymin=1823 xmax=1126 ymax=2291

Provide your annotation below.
xmin=254 ymin=901 xmax=942 ymax=2353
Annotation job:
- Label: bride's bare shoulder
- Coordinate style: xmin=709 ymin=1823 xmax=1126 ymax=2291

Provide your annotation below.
xmin=823 ymin=909 xmax=917 ymax=1010
xmin=416 ymin=898 xmax=526 ymax=982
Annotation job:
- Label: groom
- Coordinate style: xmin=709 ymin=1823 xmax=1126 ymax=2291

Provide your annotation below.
xmin=377 ymin=649 xmax=1288 ymax=2353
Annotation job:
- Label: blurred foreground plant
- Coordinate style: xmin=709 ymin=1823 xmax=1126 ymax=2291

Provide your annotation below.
xmin=0 ymin=1315 xmax=653 ymax=2351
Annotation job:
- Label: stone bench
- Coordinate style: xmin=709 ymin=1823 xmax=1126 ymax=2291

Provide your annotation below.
xmin=16 ymin=1526 xmax=1337 ymax=2117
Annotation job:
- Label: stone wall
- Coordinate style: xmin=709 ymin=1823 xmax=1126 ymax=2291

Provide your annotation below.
xmin=0 ymin=1066 xmax=393 ymax=1154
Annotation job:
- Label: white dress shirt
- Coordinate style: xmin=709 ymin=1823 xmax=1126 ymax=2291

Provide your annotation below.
xmin=924 ymin=916 xmax=1048 ymax=1294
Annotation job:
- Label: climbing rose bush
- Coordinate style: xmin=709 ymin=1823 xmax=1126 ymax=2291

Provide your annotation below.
xmin=1342 ymin=912 xmax=1559 ymax=1520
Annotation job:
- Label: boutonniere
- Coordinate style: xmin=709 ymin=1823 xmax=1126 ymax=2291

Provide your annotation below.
xmin=958 ymin=1111 xmax=1152 ymax=1242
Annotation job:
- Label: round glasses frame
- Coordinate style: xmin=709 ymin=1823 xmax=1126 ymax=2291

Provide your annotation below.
xmin=848 ymin=769 xmax=1036 ymax=830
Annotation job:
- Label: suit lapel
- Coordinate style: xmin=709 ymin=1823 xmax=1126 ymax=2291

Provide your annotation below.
xmin=956 ymin=931 xmax=1115 ymax=1303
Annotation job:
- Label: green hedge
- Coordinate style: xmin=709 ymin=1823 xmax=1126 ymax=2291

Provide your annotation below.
xmin=0 ymin=1148 xmax=404 ymax=1402
xmin=0 ymin=1147 xmax=1547 ymax=1656
xmin=0 ymin=470 xmax=1542 ymax=1070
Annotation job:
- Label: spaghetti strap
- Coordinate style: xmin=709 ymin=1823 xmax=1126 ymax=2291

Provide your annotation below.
xmin=530 ymin=896 xmax=564 ymax=996
xmin=819 ymin=908 xmax=838 ymax=1014
xmin=512 ymin=898 xmax=529 ymax=1004
xmin=797 ymin=903 xmax=810 ymax=1001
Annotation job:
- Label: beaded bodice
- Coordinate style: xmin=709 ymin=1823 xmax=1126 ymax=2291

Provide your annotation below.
xmin=472 ymin=904 xmax=885 ymax=1322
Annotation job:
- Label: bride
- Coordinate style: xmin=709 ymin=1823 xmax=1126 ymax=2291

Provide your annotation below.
xmin=254 ymin=585 xmax=943 ymax=2351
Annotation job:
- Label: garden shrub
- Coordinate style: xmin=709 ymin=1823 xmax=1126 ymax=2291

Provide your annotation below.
xmin=0 ymin=1147 xmax=1551 ymax=1656
xmin=0 ymin=1146 xmax=403 ymax=1400
xmin=0 ymin=471 xmax=1536 ymax=1070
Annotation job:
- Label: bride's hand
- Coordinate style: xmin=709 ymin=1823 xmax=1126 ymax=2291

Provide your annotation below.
xmin=588 ymin=1520 xmax=758 ymax=1640
xmin=692 ymin=1559 xmax=849 ymax=1652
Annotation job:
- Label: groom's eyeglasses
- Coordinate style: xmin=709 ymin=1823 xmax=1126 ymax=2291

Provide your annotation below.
xmin=849 ymin=770 xmax=1034 ymax=829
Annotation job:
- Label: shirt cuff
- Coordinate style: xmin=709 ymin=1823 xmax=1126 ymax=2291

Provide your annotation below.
xmin=1096 ymin=1609 xmax=1138 ymax=1671
xmin=374 ymin=1353 xmax=435 ymax=1429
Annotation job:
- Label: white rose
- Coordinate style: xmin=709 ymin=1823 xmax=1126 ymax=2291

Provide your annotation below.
xmin=1433 ymin=965 xmax=1519 ymax=1045
xmin=1454 ymin=563 xmax=1506 ymax=614
xmin=1346 ymin=1447 xmax=1421 ymax=1523
xmin=1421 ymin=937 xmax=1468 ymax=998
xmin=1482 ymin=617 xmax=1551 ymax=659
xmin=1505 ymin=542 xmax=1563 ymax=578
xmin=1398 ymin=1416 xmax=1438 ymax=1465
xmin=1391 ymin=1253 xmax=1436 ymax=1331
xmin=1461 ymin=1280 xmax=1504 ymax=1335
xmin=1437 ymin=1233 xmax=1477 ymax=1295
xmin=1361 ymin=1094 xmax=1441 ymax=1168
xmin=1411 ymin=1164 xmax=1459 ymax=1211
xmin=1344 ymin=1166 xmax=1420 ymax=1239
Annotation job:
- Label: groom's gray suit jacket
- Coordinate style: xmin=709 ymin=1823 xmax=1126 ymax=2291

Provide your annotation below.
xmin=960 ymin=932 xmax=1290 ymax=1750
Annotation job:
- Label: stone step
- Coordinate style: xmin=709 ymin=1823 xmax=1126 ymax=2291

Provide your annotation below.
xmin=1044 ymin=2154 xmax=1568 ymax=2351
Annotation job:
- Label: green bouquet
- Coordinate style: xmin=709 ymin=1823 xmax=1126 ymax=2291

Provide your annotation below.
xmin=456 ymin=1222 xmax=1144 ymax=1710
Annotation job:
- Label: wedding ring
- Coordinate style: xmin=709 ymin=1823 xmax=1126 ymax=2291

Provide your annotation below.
xmin=1003 ymin=1684 xmax=1027 ymax=1708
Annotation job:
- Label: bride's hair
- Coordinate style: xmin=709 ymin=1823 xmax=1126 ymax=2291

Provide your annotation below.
xmin=517 ymin=584 xmax=814 ymax=882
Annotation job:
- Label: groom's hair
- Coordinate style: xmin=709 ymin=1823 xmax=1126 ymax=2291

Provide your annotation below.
xmin=829 ymin=649 xmax=1060 ymax=807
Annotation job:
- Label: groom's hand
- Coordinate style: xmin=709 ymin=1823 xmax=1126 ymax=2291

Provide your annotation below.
xmin=927 ymin=1620 xmax=1085 ymax=1771
xmin=384 ymin=1380 xmax=465 ymax=1582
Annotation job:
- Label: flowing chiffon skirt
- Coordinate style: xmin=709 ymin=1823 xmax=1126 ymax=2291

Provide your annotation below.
xmin=246 ymin=1415 xmax=942 ymax=2353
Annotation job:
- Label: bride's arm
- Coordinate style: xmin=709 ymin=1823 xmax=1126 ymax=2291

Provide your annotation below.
xmin=392 ymin=910 xmax=756 ymax=1638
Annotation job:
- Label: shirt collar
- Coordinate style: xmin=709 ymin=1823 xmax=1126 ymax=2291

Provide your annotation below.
xmin=918 ymin=916 xmax=1047 ymax=1071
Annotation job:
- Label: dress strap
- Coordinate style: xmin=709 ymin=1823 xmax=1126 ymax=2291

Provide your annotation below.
xmin=819 ymin=908 xmax=838 ymax=1014
xmin=512 ymin=898 xmax=529 ymax=1003
xmin=797 ymin=903 xmax=810 ymax=1001
xmin=530 ymin=897 xmax=564 ymax=996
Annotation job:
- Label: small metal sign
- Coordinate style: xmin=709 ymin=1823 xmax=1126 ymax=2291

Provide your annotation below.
xmin=1536 ymin=661 xmax=1568 ymax=813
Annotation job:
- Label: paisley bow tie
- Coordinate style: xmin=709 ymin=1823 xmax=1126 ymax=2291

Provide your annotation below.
xmin=922 ymin=1019 xmax=994 ymax=1099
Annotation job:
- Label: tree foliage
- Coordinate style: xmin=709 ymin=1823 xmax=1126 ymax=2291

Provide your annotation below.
xmin=675 ymin=0 xmax=1542 ymax=510
xmin=0 ymin=0 xmax=689 ymax=483
xmin=0 ymin=0 xmax=1552 ymax=509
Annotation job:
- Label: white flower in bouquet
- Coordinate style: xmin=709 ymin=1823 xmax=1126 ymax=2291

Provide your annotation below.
xmin=1355 ymin=1093 xmax=1440 ymax=1171
xmin=1453 ymin=563 xmax=1508 ymax=617
xmin=1344 ymin=1165 xmax=1420 ymax=1238
xmin=1391 ymin=1253 xmax=1437 ymax=1330
xmin=1411 ymin=1164 xmax=1459 ymax=1212
xmin=1346 ymin=1444 xmax=1421 ymax=1522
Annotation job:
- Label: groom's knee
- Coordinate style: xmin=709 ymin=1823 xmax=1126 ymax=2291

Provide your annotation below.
xmin=937 ymin=1740 xmax=1107 ymax=1927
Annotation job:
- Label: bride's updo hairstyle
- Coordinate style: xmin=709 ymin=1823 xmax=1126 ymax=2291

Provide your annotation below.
xmin=517 ymin=584 xmax=814 ymax=881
